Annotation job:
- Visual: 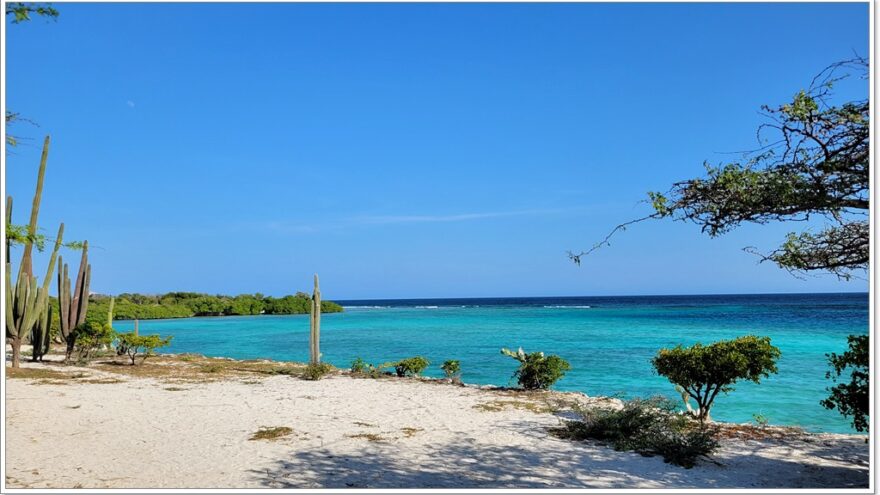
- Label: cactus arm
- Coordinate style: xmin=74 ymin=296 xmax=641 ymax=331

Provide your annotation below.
xmin=20 ymin=136 xmax=50 ymax=279
xmin=70 ymin=240 xmax=88 ymax=327
xmin=5 ymin=196 xmax=11 ymax=264
xmin=78 ymin=263 xmax=90 ymax=327
xmin=58 ymin=260 xmax=69 ymax=338
xmin=5 ymin=263 xmax=15 ymax=338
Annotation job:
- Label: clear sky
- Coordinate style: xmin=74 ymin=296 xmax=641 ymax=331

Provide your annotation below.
xmin=4 ymin=2 xmax=870 ymax=299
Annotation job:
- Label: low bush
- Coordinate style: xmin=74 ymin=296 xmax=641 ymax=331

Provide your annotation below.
xmin=351 ymin=357 xmax=368 ymax=374
xmin=115 ymin=333 xmax=173 ymax=365
xmin=73 ymin=321 xmax=116 ymax=363
xmin=551 ymin=396 xmax=718 ymax=468
xmin=394 ymin=356 xmax=430 ymax=377
xmin=501 ymin=347 xmax=570 ymax=389
xmin=302 ymin=362 xmax=334 ymax=380
xmin=441 ymin=359 xmax=461 ymax=377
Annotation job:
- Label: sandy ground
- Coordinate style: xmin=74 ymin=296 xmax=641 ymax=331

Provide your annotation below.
xmin=3 ymin=354 xmax=870 ymax=489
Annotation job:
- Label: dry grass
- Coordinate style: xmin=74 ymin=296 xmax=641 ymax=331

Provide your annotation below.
xmin=6 ymin=367 xmax=79 ymax=381
xmin=716 ymin=423 xmax=805 ymax=441
xmin=249 ymin=426 xmax=294 ymax=441
xmin=353 ymin=421 xmax=377 ymax=428
xmin=400 ymin=427 xmax=423 ymax=438
xmin=8 ymin=354 xmax=308 ymax=386
xmin=346 ymin=433 xmax=389 ymax=443
xmin=93 ymin=355 xmax=305 ymax=383
xmin=473 ymin=399 xmax=553 ymax=414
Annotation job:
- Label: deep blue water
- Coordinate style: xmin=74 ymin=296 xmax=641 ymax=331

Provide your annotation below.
xmin=112 ymin=292 xmax=869 ymax=433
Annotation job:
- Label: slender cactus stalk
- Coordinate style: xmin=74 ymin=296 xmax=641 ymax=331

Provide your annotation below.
xmin=5 ymin=196 xmax=12 ymax=264
xmin=309 ymin=274 xmax=321 ymax=364
xmin=107 ymin=296 xmax=115 ymax=327
xmin=20 ymin=136 xmax=50 ymax=279
xmin=57 ymin=240 xmax=90 ymax=361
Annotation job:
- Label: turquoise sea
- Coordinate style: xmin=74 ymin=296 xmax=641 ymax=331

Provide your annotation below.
xmin=112 ymin=292 xmax=868 ymax=433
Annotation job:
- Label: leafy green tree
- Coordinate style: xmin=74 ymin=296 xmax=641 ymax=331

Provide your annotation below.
xmin=652 ymin=336 xmax=781 ymax=424
xmin=821 ymin=335 xmax=868 ymax=432
xmin=115 ymin=333 xmax=173 ymax=365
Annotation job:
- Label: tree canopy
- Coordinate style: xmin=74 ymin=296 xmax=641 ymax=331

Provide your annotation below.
xmin=571 ymin=58 xmax=868 ymax=281
xmin=652 ymin=335 xmax=781 ymax=423
xmin=821 ymin=334 xmax=869 ymax=432
xmin=5 ymin=2 xmax=58 ymax=23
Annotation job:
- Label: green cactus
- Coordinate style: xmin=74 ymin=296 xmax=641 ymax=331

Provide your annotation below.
xmin=5 ymin=196 xmax=12 ymax=264
xmin=4 ymin=136 xmax=64 ymax=368
xmin=107 ymin=296 xmax=115 ymax=327
xmin=19 ymin=136 xmax=50 ymax=279
xmin=309 ymin=274 xmax=321 ymax=364
xmin=6 ymin=223 xmax=64 ymax=368
xmin=58 ymin=240 xmax=91 ymax=361
xmin=31 ymin=303 xmax=52 ymax=362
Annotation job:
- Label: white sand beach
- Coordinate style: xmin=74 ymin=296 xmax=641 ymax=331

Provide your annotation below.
xmin=4 ymin=353 xmax=869 ymax=490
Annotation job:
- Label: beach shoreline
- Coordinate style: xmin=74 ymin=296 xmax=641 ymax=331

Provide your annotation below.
xmin=4 ymin=350 xmax=869 ymax=489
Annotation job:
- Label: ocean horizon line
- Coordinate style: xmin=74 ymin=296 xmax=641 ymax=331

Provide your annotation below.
xmin=333 ymin=290 xmax=869 ymax=304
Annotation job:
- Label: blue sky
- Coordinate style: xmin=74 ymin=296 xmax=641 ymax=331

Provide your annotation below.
xmin=4 ymin=3 xmax=869 ymax=299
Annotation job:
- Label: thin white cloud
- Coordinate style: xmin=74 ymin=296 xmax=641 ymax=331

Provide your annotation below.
xmin=261 ymin=208 xmax=581 ymax=234
xmin=126 ymin=100 xmax=136 ymax=108
xmin=353 ymin=209 xmax=569 ymax=225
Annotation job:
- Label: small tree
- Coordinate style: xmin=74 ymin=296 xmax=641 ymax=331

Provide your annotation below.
xmin=652 ymin=335 xmax=781 ymax=423
xmin=501 ymin=347 xmax=571 ymax=390
xmin=441 ymin=359 xmax=461 ymax=378
xmin=115 ymin=333 xmax=172 ymax=365
xmin=73 ymin=321 xmax=115 ymax=362
xmin=394 ymin=356 xmax=430 ymax=377
xmin=821 ymin=334 xmax=868 ymax=432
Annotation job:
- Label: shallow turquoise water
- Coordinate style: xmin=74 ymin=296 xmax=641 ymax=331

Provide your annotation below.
xmin=111 ymin=293 xmax=868 ymax=433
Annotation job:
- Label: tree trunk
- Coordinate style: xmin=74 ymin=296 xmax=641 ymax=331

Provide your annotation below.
xmin=65 ymin=336 xmax=76 ymax=363
xmin=10 ymin=337 xmax=21 ymax=368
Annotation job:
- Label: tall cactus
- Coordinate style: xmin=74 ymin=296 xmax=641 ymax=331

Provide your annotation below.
xmin=6 ymin=223 xmax=64 ymax=368
xmin=309 ymin=274 xmax=321 ymax=364
xmin=31 ymin=304 xmax=52 ymax=362
xmin=57 ymin=240 xmax=91 ymax=361
xmin=107 ymin=296 xmax=115 ymax=327
xmin=20 ymin=136 xmax=51 ymax=279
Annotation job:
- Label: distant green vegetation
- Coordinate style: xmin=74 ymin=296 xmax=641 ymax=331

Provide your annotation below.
xmin=46 ymin=292 xmax=342 ymax=329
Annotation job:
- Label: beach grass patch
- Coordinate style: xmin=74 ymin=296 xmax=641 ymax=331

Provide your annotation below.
xmin=474 ymin=399 xmax=553 ymax=414
xmin=249 ymin=426 xmax=294 ymax=441
xmin=6 ymin=367 xmax=77 ymax=381
xmin=346 ymin=433 xmax=388 ymax=443
xmin=400 ymin=427 xmax=423 ymax=438
xmin=353 ymin=421 xmax=377 ymax=427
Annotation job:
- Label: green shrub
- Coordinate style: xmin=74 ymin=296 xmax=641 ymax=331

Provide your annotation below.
xmin=821 ymin=334 xmax=868 ymax=432
xmin=350 ymin=357 xmax=368 ymax=374
xmin=501 ymin=347 xmax=571 ymax=390
xmin=441 ymin=359 xmax=461 ymax=377
xmin=302 ymin=362 xmax=334 ymax=381
xmin=394 ymin=356 xmax=430 ymax=377
xmin=652 ymin=335 xmax=781 ymax=423
xmin=115 ymin=333 xmax=173 ymax=365
xmin=551 ymin=396 xmax=718 ymax=468
xmin=73 ymin=321 xmax=116 ymax=363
